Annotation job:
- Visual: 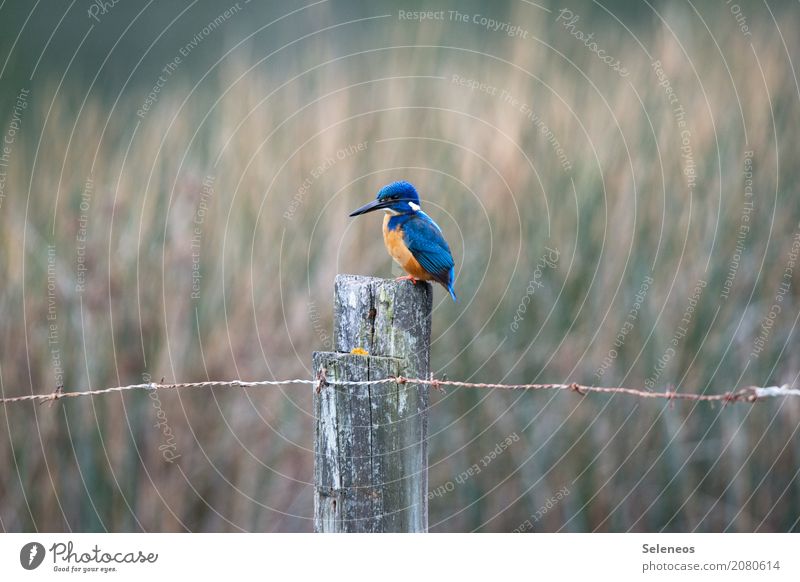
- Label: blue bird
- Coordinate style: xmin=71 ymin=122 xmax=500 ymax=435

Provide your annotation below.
xmin=349 ymin=181 xmax=457 ymax=301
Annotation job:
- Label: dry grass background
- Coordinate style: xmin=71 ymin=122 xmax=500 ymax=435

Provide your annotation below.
xmin=0 ymin=0 xmax=799 ymax=531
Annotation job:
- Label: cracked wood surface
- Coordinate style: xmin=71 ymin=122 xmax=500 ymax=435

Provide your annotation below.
xmin=313 ymin=274 xmax=432 ymax=532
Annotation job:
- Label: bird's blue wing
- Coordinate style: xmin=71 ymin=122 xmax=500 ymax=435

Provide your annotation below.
xmin=402 ymin=213 xmax=455 ymax=288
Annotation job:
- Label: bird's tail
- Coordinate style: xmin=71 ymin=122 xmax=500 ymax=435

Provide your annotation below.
xmin=446 ymin=267 xmax=457 ymax=302
xmin=448 ymin=285 xmax=457 ymax=302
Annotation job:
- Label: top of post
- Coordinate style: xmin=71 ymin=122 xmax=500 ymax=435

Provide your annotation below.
xmin=333 ymin=274 xmax=432 ymax=371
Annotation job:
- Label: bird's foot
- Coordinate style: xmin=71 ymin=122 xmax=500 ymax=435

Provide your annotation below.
xmin=395 ymin=274 xmax=419 ymax=285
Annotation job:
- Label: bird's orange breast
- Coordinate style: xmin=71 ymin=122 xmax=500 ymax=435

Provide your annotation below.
xmin=383 ymin=214 xmax=433 ymax=281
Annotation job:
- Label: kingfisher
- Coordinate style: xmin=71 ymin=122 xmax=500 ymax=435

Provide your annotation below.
xmin=349 ymin=181 xmax=457 ymax=301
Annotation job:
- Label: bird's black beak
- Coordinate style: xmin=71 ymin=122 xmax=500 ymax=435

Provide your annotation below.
xmin=349 ymin=198 xmax=390 ymax=217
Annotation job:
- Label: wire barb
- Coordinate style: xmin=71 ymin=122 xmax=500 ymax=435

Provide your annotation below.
xmin=38 ymin=385 xmax=64 ymax=407
xmin=315 ymin=368 xmax=328 ymax=393
xmin=569 ymin=382 xmax=586 ymax=396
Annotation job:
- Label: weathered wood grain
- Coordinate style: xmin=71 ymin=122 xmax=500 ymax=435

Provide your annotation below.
xmin=313 ymin=274 xmax=432 ymax=532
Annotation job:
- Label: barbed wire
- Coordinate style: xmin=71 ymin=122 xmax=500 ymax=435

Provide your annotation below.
xmin=1 ymin=373 xmax=799 ymax=406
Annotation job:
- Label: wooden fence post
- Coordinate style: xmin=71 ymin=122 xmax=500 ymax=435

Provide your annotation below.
xmin=313 ymin=274 xmax=432 ymax=532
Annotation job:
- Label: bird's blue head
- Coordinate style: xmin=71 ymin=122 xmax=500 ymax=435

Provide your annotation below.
xmin=349 ymin=181 xmax=421 ymax=217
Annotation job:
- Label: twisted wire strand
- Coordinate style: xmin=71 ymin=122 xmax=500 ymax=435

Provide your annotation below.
xmin=1 ymin=375 xmax=798 ymax=405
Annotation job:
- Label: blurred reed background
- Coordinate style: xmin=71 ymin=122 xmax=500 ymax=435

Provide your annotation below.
xmin=0 ymin=0 xmax=798 ymax=532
